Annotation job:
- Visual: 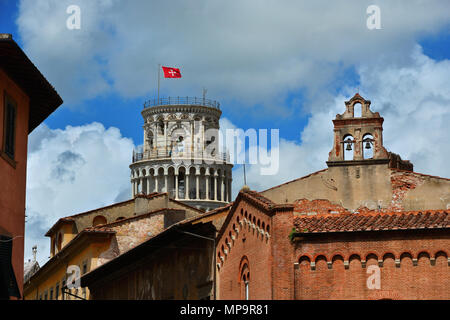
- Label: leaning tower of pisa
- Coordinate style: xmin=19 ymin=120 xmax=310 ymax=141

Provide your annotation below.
xmin=130 ymin=97 xmax=233 ymax=211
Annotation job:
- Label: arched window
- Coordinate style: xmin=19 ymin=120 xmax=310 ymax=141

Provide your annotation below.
xmin=147 ymin=131 xmax=154 ymax=149
xmin=240 ymin=265 xmax=250 ymax=300
xmin=92 ymin=215 xmax=107 ymax=227
xmin=239 ymin=256 xmax=250 ymax=300
xmin=362 ymin=133 xmax=374 ymax=159
xmin=353 ymin=102 xmax=362 ymax=117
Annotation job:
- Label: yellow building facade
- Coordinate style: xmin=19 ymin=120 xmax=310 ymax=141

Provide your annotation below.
xmin=24 ymin=193 xmax=203 ymax=300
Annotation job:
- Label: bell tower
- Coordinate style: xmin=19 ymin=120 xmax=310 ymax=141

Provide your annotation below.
xmin=327 ymin=93 xmax=390 ymax=166
xmin=130 ymin=96 xmax=233 ymax=212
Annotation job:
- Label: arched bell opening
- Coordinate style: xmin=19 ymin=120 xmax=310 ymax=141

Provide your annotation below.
xmin=362 ymin=133 xmax=374 ymax=159
xmin=343 ymin=134 xmax=354 ymax=161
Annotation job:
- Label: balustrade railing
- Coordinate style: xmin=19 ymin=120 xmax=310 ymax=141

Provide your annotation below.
xmin=143 ymin=96 xmax=220 ymax=110
xmin=132 ymin=148 xmax=230 ymax=163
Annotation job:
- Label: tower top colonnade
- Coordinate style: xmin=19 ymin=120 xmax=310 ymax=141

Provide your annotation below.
xmin=130 ymin=96 xmax=233 ymax=212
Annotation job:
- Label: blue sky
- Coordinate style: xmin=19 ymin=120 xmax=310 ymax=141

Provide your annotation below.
xmin=1 ymin=0 xmax=449 ymax=264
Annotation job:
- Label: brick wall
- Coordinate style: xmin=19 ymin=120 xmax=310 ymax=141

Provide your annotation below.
xmin=217 ymin=201 xmax=272 ymax=300
xmin=271 ymin=209 xmax=295 ymax=299
xmin=294 ymin=231 xmax=449 ymax=299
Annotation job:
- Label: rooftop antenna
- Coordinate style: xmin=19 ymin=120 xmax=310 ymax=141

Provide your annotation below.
xmin=202 ymin=87 xmax=207 ymax=104
xmin=243 ymin=163 xmax=247 ymax=186
xmin=157 ymin=63 xmax=161 ymax=103
xmin=32 ymin=245 xmax=37 ymax=262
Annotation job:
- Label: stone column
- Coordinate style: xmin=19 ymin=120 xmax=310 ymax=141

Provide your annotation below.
xmin=155 ymin=173 xmax=159 ymax=193
xmin=185 ymin=173 xmax=190 ymax=200
xmin=196 ymin=174 xmax=200 ymax=200
xmin=220 ymin=175 xmax=224 ymax=202
xmin=223 ymin=176 xmax=227 ymax=202
xmin=164 ymin=175 xmax=168 ymax=192
xmin=205 ymin=173 xmax=209 ymax=200
xmin=164 ymin=121 xmax=168 ymax=156
xmin=214 ymin=174 xmax=218 ymax=201
xmin=154 ymin=122 xmax=158 ymax=155
xmin=142 ymin=176 xmax=147 ymax=194
xmin=228 ymin=178 xmax=232 ymax=202
xmin=175 ymin=174 xmax=179 ymax=199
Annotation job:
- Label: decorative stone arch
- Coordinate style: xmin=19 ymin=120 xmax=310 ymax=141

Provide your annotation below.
xmin=400 ymin=252 xmax=414 ymax=267
xmin=297 ymin=254 xmax=312 ymax=264
xmin=365 ymin=252 xmax=379 ymax=261
xmin=434 ymin=250 xmax=448 ymax=259
xmin=382 ymin=252 xmax=396 ymax=261
xmin=168 ymin=122 xmax=190 ymax=139
xmin=417 ymin=251 xmax=431 ymax=266
xmin=434 ymin=250 xmax=448 ymax=266
xmin=313 ymin=254 xmax=328 ymax=262
xmin=331 ymin=254 xmax=344 ymax=263
xmin=187 ymin=165 xmax=197 ymax=175
xmin=348 ymin=253 xmax=362 ymax=269
xmin=343 ymin=94 xmax=373 ymax=118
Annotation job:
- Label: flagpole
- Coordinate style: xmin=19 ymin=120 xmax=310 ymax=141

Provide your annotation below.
xmin=157 ymin=64 xmax=161 ymax=104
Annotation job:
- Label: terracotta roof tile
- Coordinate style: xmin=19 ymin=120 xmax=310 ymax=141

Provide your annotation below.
xmin=294 ymin=210 xmax=449 ymax=234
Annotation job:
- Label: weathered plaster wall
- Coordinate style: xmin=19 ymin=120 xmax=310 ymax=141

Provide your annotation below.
xmin=261 ymin=166 xmax=450 ymax=212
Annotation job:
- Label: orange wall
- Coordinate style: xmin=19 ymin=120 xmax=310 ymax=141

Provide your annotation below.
xmin=0 ymin=68 xmax=30 ymax=298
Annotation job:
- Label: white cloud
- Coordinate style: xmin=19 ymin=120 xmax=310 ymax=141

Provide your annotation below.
xmin=24 ymin=123 xmax=134 ymax=265
xmin=16 ymin=0 xmax=450 ymax=108
xmin=18 ymin=1 xmax=450 ymax=265
xmin=231 ymin=46 xmax=450 ymax=195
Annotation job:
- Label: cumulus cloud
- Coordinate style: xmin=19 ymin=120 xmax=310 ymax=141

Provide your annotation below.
xmin=16 ymin=0 xmax=450 ymax=108
xmin=24 ymin=123 xmax=134 ymax=264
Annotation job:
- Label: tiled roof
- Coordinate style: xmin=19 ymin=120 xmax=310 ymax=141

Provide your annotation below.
xmin=294 ymin=210 xmax=449 ymax=234
xmin=242 ymin=190 xmax=275 ymax=209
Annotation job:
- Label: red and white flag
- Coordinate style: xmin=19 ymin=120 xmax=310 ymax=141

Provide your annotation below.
xmin=162 ymin=66 xmax=182 ymax=78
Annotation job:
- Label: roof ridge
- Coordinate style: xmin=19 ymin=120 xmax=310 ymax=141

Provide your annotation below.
xmin=91 ymin=208 xmax=184 ymax=229
xmin=390 ymin=168 xmax=450 ymax=181
xmin=260 ymin=168 xmax=328 ymax=193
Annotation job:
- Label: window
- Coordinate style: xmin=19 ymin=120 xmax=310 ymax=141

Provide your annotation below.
xmin=44 ymin=291 xmax=48 ymax=300
xmin=49 ymin=287 xmax=53 ymax=300
xmin=245 ymin=281 xmax=249 ymax=300
xmin=239 ymin=257 xmax=250 ymax=300
xmin=2 ymin=93 xmax=17 ymax=162
xmin=62 ymin=279 xmax=66 ymax=300
xmin=55 ymin=283 xmax=59 ymax=300
xmin=82 ymin=261 xmax=87 ymax=275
